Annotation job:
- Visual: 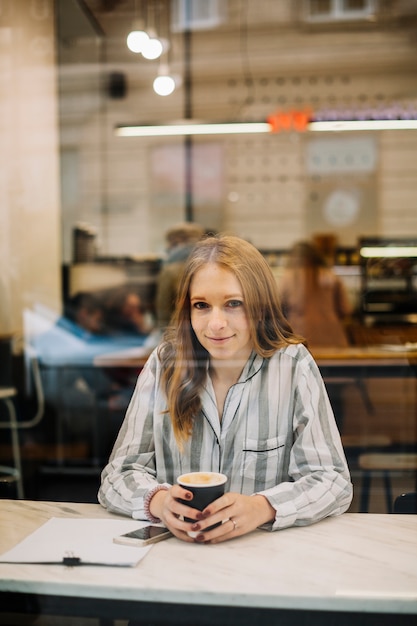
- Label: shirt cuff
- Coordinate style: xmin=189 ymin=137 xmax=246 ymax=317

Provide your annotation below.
xmin=143 ymin=483 xmax=170 ymax=523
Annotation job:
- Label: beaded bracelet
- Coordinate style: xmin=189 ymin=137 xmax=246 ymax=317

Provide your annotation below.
xmin=143 ymin=483 xmax=170 ymax=523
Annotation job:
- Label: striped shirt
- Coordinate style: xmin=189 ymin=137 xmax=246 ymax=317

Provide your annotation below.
xmin=98 ymin=343 xmax=353 ymax=530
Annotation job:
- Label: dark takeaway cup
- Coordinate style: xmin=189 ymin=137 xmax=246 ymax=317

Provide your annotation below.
xmin=177 ymin=472 xmax=228 ymax=536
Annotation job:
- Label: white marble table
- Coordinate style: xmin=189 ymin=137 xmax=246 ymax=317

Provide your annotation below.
xmin=0 ymin=500 xmax=416 ymax=625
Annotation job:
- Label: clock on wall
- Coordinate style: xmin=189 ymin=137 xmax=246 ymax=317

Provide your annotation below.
xmin=323 ymin=189 xmax=360 ymax=227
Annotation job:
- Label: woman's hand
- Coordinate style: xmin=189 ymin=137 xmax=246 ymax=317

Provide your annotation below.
xmin=187 ymin=492 xmax=276 ymax=544
xmin=149 ymin=484 xmax=209 ymax=543
xmin=151 ymin=488 xmax=276 ymax=544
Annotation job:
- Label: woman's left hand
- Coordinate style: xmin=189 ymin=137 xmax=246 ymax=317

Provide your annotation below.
xmin=188 ymin=492 xmax=276 ymax=543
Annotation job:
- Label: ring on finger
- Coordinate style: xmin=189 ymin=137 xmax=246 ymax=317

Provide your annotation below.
xmin=230 ymin=518 xmax=237 ymax=531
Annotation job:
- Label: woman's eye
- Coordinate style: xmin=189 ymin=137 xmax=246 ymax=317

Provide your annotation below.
xmin=227 ymin=300 xmax=243 ymax=308
xmin=193 ymin=301 xmax=209 ymax=310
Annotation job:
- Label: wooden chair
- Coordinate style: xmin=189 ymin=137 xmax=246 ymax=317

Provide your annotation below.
xmin=358 ymin=452 xmax=417 ymax=513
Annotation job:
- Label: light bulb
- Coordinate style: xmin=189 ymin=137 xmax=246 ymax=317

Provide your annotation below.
xmin=142 ymin=37 xmax=163 ymax=60
xmin=153 ymin=74 xmax=176 ymax=96
xmin=126 ymin=30 xmax=149 ymax=53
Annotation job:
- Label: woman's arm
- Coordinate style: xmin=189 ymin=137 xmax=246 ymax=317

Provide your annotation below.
xmin=256 ymin=355 xmax=353 ymax=529
xmin=98 ymin=351 xmax=166 ymax=518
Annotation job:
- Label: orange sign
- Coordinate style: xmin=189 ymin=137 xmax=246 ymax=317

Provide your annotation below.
xmin=267 ymin=109 xmax=311 ymax=133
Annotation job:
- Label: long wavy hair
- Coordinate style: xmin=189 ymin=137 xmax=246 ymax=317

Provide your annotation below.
xmin=158 ymin=234 xmax=302 ymax=446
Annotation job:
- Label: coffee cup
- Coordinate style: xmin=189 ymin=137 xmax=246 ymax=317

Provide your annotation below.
xmin=177 ymin=471 xmax=228 ymax=535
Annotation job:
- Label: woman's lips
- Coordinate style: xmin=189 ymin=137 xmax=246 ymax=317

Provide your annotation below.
xmin=206 ymin=336 xmax=232 ymax=343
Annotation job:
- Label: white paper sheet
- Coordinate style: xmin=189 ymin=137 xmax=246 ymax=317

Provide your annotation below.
xmin=0 ymin=518 xmax=153 ymax=567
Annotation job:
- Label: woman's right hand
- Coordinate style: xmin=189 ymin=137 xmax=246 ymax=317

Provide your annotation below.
xmin=149 ymin=484 xmax=203 ymax=542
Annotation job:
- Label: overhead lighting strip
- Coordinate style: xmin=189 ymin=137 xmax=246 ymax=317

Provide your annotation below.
xmin=309 ymin=120 xmax=417 ymax=132
xmin=360 ymin=246 xmax=417 ymax=258
xmin=115 ymin=122 xmax=271 ymax=137
xmin=115 ymin=119 xmax=417 ymax=137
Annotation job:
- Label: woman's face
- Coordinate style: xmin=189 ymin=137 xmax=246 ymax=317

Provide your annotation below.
xmin=189 ymin=263 xmax=253 ymax=364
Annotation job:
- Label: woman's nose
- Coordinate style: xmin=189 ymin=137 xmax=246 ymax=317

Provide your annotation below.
xmin=207 ymin=308 xmax=226 ymax=330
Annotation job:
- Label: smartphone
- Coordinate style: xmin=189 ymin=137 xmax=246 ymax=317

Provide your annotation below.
xmin=113 ymin=525 xmax=172 ymax=546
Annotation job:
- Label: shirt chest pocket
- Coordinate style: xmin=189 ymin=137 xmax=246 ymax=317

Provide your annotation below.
xmin=240 ymin=436 xmax=286 ymax=482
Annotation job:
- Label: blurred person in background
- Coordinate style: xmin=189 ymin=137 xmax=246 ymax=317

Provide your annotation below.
xmin=59 ymin=292 xmax=105 ymax=338
xmin=279 ymin=240 xmax=352 ymax=348
xmin=155 ymin=222 xmax=206 ymax=330
xmin=103 ymin=286 xmax=154 ymax=337
xmin=279 ymin=240 xmax=354 ymax=432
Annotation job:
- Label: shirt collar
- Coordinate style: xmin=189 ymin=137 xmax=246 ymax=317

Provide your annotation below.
xmin=237 ymin=351 xmax=264 ymax=383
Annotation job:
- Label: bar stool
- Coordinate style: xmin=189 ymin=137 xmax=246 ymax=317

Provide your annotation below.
xmin=0 ymin=354 xmax=45 ymax=499
xmin=358 ymin=452 xmax=417 ymax=513
xmin=0 ymin=387 xmax=24 ymax=498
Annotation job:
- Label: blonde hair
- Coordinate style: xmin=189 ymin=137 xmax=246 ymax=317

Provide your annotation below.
xmin=158 ymin=234 xmax=302 ymax=446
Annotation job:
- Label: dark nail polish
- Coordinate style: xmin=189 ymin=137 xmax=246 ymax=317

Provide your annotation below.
xmin=191 ymin=523 xmax=200 ymax=531
xmin=194 ymin=534 xmax=205 ymax=543
xmin=184 ymin=492 xmax=192 ymax=500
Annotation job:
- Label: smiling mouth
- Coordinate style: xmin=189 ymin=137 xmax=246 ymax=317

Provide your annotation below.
xmin=207 ymin=336 xmax=233 ymax=342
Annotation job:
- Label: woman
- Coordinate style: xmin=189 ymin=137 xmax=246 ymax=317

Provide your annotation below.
xmin=99 ymin=235 xmax=352 ymax=543
xmin=279 ymin=240 xmax=352 ymax=348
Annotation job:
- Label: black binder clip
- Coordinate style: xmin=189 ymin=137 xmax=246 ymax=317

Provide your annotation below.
xmin=63 ymin=552 xmax=81 ymax=567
